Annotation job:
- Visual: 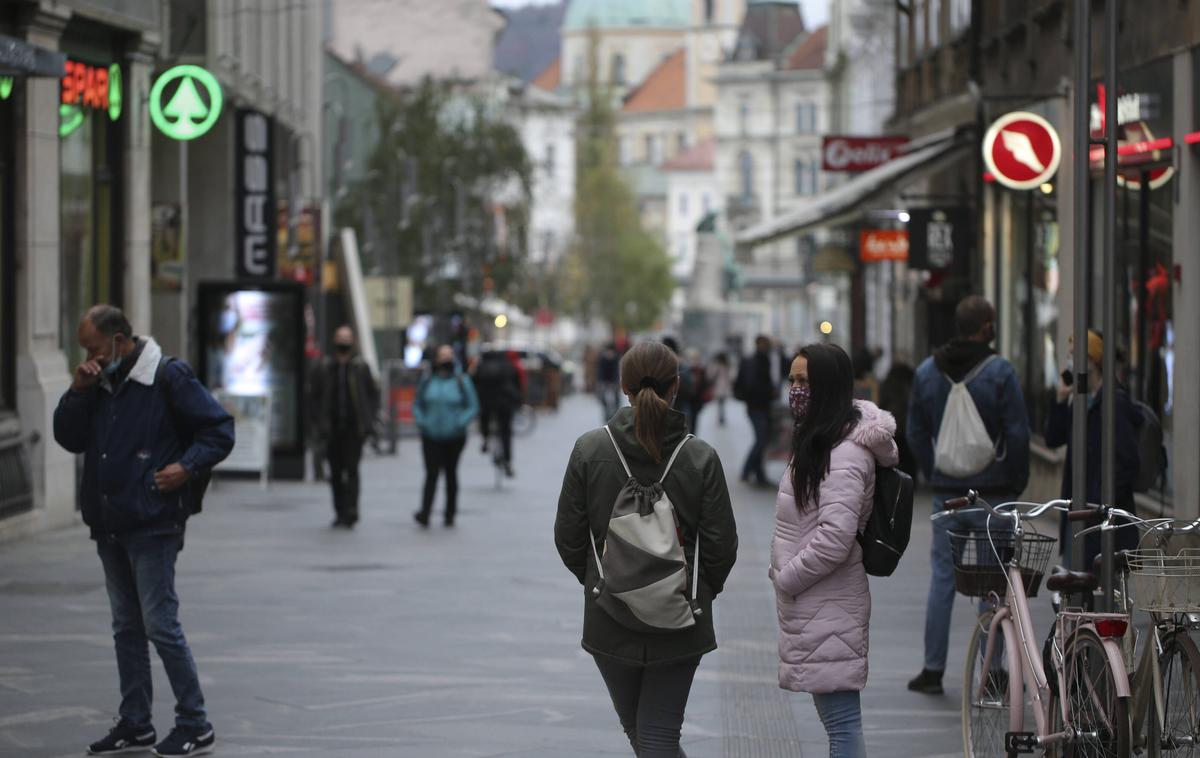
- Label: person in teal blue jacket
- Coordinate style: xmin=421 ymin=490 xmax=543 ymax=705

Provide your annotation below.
xmin=412 ymin=344 xmax=480 ymax=526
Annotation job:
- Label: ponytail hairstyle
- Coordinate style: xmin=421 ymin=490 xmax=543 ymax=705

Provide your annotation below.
xmin=790 ymin=342 xmax=860 ymax=510
xmin=619 ymin=342 xmax=680 ymax=462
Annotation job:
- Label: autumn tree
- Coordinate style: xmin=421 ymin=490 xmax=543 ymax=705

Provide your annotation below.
xmin=560 ymin=34 xmax=673 ymax=333
xmin=336 ymin=78 xmax=531 ymax=309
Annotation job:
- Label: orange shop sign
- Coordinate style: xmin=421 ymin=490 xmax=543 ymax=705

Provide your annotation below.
xmin=859 ymin=230 xmax=909 ymax=262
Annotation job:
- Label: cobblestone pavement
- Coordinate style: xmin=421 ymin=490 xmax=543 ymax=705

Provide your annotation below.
xmin=0 ymin=393 xmax=1025 ymax=757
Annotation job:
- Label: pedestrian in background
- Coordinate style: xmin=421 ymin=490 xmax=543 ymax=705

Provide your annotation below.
xmin=708 ymin=352 xmax=733 ymax=427
xmin=53 ymin=305 xmax=234 ymax=757
xmin=878 ymin=360 xmax=918 ymax=480
xmin=555 ymin=341 xmax=738 ymax=758
xmin=311 ymin=325 xmax=379 ymax=529
xmin=734 ymin=335 xmax=783 ymax=486
xmin=1044 ymin=330 xmax=1142 ymax=565
xmin=596 ymin=342 xmax=622 ymax=422
xmin=770 ymin=343 xmax=898 ymax=758
xmin=677 ymin=347 xmax=711 ymax=435
xmin=905 ymin=295 xmax=1030 ymax=695
xmin=473 ymin=348 xmax=523 ymax=478
xmin=413 ymin=344 xmax=479 ymax=527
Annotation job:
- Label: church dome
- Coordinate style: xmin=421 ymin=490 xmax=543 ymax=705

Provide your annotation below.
xmin=563 ymin=0 xmax=692 ymax=31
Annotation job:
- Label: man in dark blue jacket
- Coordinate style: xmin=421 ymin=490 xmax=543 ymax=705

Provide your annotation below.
xmin=905 ymin=296 xmax=1031 ymax=695
xmin=54 ymin=305 xmax=233 ymax=757
xmin=1044 ymin=330 xmax=1142 ymax=565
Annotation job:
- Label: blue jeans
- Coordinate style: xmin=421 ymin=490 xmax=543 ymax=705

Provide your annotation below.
xmin=924 ymin=494 xmax=1013 ymax=671
xmin=741 ymin=407 xmax=771 ymax=483
xmin=96 ymin=532 xmax=208 ymax=731
xmin=812 ymin=691 xmax=865 ymax=758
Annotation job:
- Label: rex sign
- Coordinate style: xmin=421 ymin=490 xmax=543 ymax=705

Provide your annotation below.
xmin=822 ymin=136 xmax=909 ymax=172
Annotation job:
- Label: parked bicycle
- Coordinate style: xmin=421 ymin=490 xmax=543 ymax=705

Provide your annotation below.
xmin=1065 ymin=503 xmax=1200 ymax=757
xmin=941 ymin=491 xmax=1132 ymax=757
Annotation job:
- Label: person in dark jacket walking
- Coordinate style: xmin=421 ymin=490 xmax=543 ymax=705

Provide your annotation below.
xmin=735 ymin=335 xmax=782 ymax=486
xmin=596 ymin=342 xmax=622 ymax=422
xmin=555 ymin=341 xmax=738 ymax=758
xmin=473 ymin=349 xmax=523 ymax=477
xmin=53 ymin=305 xmax=234 ymax=758
xmin=1044 ymin=330 xmax=1142 ymax=564
xmin=311 ymin=325 xmax=379 ymax=528
xmin=412 ymin=344 xmax=480 ymax=527
xmin=905 ymin=295 xmax=1030 ymax=695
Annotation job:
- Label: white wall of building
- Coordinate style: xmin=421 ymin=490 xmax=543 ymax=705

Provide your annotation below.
xmin=516 ymin=98 xmax=576 ymax=267
xmin=666 ymin=169 xmax=722 ymax=280
xmin=326 ymin=0 xmax=504 ymax=86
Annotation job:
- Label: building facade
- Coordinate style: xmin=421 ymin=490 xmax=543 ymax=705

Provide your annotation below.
xmin=0 ymin=0 xmax=162 ymax=542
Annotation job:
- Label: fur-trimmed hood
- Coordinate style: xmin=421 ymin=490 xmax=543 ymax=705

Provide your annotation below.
xmin=847 ymin=399 xmax=900 ymax=468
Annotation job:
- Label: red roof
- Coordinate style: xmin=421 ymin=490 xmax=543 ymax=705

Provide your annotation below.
xmin=622 ymin=49 xmax=687 ymax=113
xmin=532 ymin=56 xmax=561 ymax=91
xmin=786 ymin=26 xmax=827 ymax=70
xmin=661 ymin=138 xmax=715 ymax=171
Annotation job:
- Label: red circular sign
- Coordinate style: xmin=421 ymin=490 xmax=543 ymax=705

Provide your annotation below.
xmin=982 ymin=112 xmax=1062 ymax=190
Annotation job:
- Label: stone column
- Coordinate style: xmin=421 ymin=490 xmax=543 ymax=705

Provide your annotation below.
xmin=7 ymin=7 xmax=76 ymax=540
xmin=1170 ymin=51 xmax=1198 ymax=519
xmin=122 ymin=45 xmax=157 ymax=334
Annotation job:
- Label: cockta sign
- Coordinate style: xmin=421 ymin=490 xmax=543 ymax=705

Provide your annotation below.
xmin=149 ymin=65 xmax=223 ymax=141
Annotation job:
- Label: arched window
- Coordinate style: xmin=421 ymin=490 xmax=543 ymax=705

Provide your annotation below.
xmin=705 ymin=0 xmax=716 ymax=24
xmin=738 ymin=150 xmax=754 ymax=200
xmin=611 ymin=53 xmax=626 ymax=86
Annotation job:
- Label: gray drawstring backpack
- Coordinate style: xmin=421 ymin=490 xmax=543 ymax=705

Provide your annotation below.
xmin=589 ymin=426 xmax=702 ymax=633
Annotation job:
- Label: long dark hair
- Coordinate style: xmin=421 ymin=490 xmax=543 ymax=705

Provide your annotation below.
xmin=790 ymin=343 xmax=860 ymax=510
xmin=619 ymin=342 xmax=679 ymax=462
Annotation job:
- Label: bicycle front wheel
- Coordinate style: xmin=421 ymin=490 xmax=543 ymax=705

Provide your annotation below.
xmin=1148 ymin=628 xmax=1200 ymax=756
xmin=1062 ymin=628 xmax=1130 ymax=757
xmin=964 ymin=608 xmax=1013 ymax=758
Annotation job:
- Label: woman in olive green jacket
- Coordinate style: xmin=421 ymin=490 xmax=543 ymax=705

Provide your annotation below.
xmin=555 ymin=341 xmax=738 ymax=758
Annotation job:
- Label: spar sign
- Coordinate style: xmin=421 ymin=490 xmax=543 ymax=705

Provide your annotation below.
xmin=982 ymin=112 xmax=1062 ymax=190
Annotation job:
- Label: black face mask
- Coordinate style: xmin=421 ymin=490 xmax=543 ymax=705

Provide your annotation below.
xmin=436 ymin=361 xmax=454 ymax=373
xmin=334 ymin=343 xmax=353 ymax=354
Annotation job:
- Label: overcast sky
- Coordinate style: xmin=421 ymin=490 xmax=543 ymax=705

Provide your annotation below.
xmin=489 ymin=0 xmax=831 ymax=27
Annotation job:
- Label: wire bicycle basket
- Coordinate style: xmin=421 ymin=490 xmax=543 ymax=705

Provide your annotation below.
xmin=1125 ymin=548 xmax=1200 ymax=614
xmin=949 ymin=530 xmax=1056 ymax=598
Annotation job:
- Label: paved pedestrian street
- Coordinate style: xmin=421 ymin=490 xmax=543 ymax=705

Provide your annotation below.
xmin=0 ymin=395 xmax=1040 ymax=757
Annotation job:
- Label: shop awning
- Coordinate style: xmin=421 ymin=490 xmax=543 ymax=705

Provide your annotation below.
xmin=0 ymin=34 xmax=66 ymax=78
xmin=735 ymin=132 xmax=971 ymax=248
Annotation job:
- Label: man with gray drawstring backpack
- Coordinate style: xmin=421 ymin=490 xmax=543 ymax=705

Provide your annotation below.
xmin=904 ymin=295 xmax=1031 ymax=695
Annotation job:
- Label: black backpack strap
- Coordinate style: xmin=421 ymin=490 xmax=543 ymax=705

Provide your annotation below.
xmin=156 ymin=357 xmax=184 ymax=442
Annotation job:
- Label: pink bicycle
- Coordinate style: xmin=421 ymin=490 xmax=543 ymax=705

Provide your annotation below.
xmin=941 ymin=491 xmax=1132 ymax=757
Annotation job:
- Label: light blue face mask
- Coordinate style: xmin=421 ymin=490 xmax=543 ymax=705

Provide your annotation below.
xmin=101 ymin=336 xmax=122 ymax=378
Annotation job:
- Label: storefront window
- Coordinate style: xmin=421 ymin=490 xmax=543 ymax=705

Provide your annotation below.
xmin=59 ymin=86 xmax=122 ymax=366
xmin=0 ymin=101 xmax=12 ymax=410
xmin=1005 ymin=190 xmax=1060 ymax=434
xmin=1087 ymin=57 xmax=1176 ymax=495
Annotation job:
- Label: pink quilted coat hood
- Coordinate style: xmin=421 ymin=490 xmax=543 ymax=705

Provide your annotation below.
xmin=769 ymin=400 xmax=899 ymax=693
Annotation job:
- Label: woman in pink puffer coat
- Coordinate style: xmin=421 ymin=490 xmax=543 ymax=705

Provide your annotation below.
xmin=769 ymin=343 xmax=899 ymax=758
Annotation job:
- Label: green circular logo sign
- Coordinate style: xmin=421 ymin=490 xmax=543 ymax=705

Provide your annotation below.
xmin=108 ymin=64 xmax=122 ymax=121
xmin=150 ymin=65 xmax=222 ymax=141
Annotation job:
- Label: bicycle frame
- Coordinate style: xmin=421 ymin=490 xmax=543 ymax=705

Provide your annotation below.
xmin=953 ymin=495 xmax=1132 ymax=751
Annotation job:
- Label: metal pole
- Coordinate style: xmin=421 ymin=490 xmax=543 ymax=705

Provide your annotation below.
xmin=179 ymin=139 xmax=189 ymax=362
xmin=1070 ymin=0 xmax=1091 ymax=574
xmin=1099 ymin=0 xmax=1119 ymax=611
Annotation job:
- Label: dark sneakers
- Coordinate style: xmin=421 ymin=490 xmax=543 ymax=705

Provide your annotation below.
xmin=907 ymin=668 xmax=945 ymax=695
xmin=152 ymin=726 xmax=215 ymax=757
xmin=87 ymin=720 xmax=156 ymax=754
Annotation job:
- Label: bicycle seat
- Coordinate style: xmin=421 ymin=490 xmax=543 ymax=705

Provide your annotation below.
xmin=1046 ymin=567 xmax=1099 ymax=594
xmin=1091 ymin=550 xmax=1130 ymax=575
